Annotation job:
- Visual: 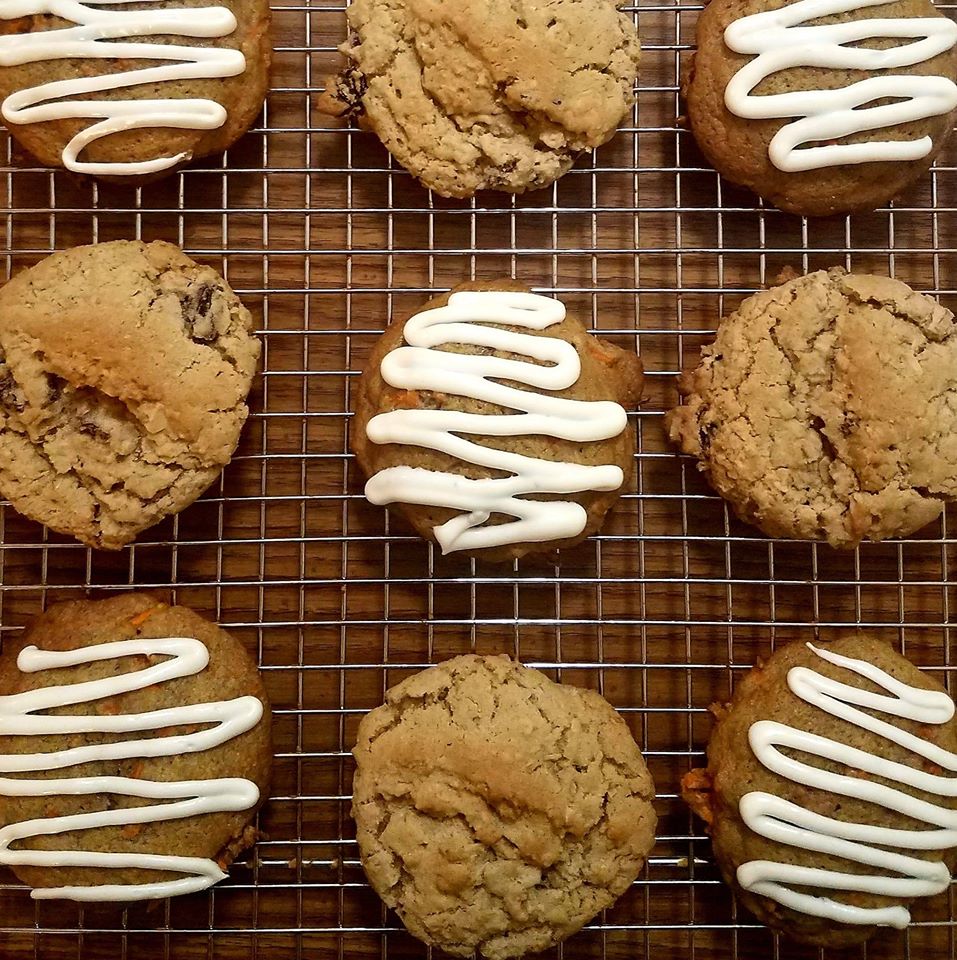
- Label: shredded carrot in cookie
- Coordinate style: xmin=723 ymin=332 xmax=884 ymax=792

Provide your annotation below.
xmin=0 ymin=16 xmax=32 ymax=35
xmin=680 ymin=768 xmax=715 ymax=825
xmin=129 ymin=608 xmax=158 ymax=628
xmin=391 ymin=389 xmax=421 ymax=409
xmin=586 ymin=339 xmax=618 ymax=366
xmin=121 ymin=824 xmax=142 ymax=840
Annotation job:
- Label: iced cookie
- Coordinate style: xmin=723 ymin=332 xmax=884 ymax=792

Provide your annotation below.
xmin=685 ymin=0 xmax=957 ymax=216
xmin=666 ymin=268 xmax=957 ymax=547
xmin=352 ymin=281 xmax=643 ymax=562
xmin=318 ymin=0 xmax=641 ymax=198
xmin=0 ymin=594 xmax=272 ymax=901
xmin=0 ymin=240 xmax=261 ymax=549
xmin=353 ymin=654 xmax=657 ymax=959
xmin=0 ymin=0 xmax=271 ymax=181
xmin=683 ymin=636 xmax=957 ymax=946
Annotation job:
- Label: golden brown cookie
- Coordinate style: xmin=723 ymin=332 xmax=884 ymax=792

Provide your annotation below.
xmin=682 ymin=636 xmax=957 ymax=946
xmin=352 ymin=280 xmax=643 ymax=562
xmin=0 ymin=240 xmax=261 ymax=549
xmin=666 ymin=268 xmax=957 ymax=547
xmin=319 ymin=0 xmax=641 ymax=198
xmin=0 ymin=0 xmax=271 ymax=183
xmin=0 ymin=594 xmax=272 ymax=901
xmin=353 ymin=655 xmax=657 ymax=959
xmin=685 ymin=0 xmax=957 ymax=216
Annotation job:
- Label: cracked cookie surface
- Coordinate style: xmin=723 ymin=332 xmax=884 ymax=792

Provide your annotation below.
xmin=0 ymin=240 xmax=261 ymax=548
xmin=318 ymin=0 xmax=641 ymax=198
xmin=666 ymin=268 xmax=957 ymax=548
xmin=352 ymin=655 xmax=657 ymax=960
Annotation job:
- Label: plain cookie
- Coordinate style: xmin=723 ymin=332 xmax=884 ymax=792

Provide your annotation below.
xmin=666 ymin=268 xmax=957 ymax=547
xmin=353 ymin=654 xmax=657 ymax=959
xmin=0 ymin=240 xmax=261 ymax=549
xmin=319 ymin=0 xmax=641 ymax=198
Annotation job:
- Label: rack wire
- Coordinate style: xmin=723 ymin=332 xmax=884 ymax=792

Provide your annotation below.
xmin=0 ymin=0 xmax=956 ymax=957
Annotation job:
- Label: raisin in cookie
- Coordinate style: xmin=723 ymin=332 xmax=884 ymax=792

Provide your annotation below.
xmin=0 ymin=593 xmax=272 ymax=901
xmin=0 ymin=0 xmax=271 ymax=182
xmin=318 ymin=0 xmax=641 ymax=198
xmin=0 ymin=240 xmax=261 ymax=549
xmin=685 ymin=0 xmax=957 ymax=216
xmin=352 ymin=280 xmax=643 ymax=562
xmin=353 ymin=655 xmax=657 ymax=959
xmin=682 ymin=636 xmax=957 ymax=946
xmin=666 ymin=268 xmax=957 ymax=547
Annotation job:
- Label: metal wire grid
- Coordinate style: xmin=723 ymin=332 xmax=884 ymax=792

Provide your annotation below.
xmin=0 ymin=0 xmax=955 ymax=957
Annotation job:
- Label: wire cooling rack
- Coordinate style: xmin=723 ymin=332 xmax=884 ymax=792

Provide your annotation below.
xmin=0 ymin=1 xmax=956 ymax=958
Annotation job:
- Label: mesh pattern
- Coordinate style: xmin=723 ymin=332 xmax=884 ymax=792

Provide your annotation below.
xmin=0 ymin=1 xmax=955 ymax=957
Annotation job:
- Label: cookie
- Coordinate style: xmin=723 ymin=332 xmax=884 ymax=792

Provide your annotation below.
xmin=666 ymin=268 xmax=957 ymax=548
xmin=353 ymin=655 xmax=657 ymax=959
xmin=318 ymin=0 xmax=641 ymax=198
xmin=0 ymin=0 xmax=271 ymax=182
xmin=0 ymin=594 xmax=272 ymax=901
xmin=0 ymin=239 xmax=261 ymax=549
xmin=352 ymin=281 xmax=643 ymax=562
xmin=685 ymin=0 xmax=957 ymax=216
xmin=682 ymin=636 xmax=957 ymax=946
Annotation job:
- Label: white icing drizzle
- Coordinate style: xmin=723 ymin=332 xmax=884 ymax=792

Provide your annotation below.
xmin=0 ymin=0 xmax=247 ymax=176
xmin=0 ymin=636 xmax=263 ymax=901
xmin=723 ymin=0 xmax=957 ymax=172
xmin=363 ymin=290 xmax=630 ymax=555
xmin=739 ymin=642 xmax=957 ymax=927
